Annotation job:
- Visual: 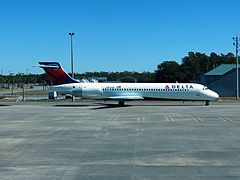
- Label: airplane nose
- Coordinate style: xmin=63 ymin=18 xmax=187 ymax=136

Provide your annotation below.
xmin=211 ymin=91 xmax=219 ymax=100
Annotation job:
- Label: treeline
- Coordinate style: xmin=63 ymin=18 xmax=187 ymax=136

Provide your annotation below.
xmin=0 ymin=52 xmax=237 ymax=85
xmin=75 ymin=71 xmax=155 ymax=83
xmin=0 ymin=74 xmax=50 ymax=84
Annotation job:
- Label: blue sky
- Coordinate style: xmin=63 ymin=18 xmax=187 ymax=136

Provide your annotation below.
xmin=0 ymin=0 xmax=239 ymax=74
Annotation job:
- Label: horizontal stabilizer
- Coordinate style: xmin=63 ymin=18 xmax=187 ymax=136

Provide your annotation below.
xmin=38 ymin=64 xmax=60 ymax=69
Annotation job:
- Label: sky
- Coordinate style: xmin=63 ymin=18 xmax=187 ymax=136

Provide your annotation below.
xmin=0 ymin=0 xmax=240 ymax=75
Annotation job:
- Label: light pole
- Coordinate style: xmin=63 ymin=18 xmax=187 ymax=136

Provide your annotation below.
xmin=9 ymin=72 xmax=14 ymax=95
xmin=26 ymin=69 xmax=29 ymax=88
xmin=233 ymin=35 xmax=240 ymax=100
xmin=69 ymin=32 xmax=75 ymax=78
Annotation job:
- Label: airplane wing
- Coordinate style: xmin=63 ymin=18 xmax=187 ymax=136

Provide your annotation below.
xmin=108 ymin=96 xmax=144 ymax=100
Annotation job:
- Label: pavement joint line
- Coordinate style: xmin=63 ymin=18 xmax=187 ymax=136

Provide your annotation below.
xmin=192 ymin=115 xmax=203 ymax=122
xmin=116 ymin=116 xmax=138 ymax=120
xmin=55 ymin=116 xmax=64 ymax=121
xmin=165 ymin=115 xmax=174 ymax=122
xmin=219 ymin=116 xmax=234 ymax=123
xmin=137 ymin=117 xmax=145 ymax=122
xmin=108 ymin=117 xmax=115 ymax=121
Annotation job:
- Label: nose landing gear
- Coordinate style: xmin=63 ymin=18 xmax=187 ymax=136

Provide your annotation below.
xmin=205 ymin=101 xmax=210 ymax=106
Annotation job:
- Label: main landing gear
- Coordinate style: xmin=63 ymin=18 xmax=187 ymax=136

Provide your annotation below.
xmin=118 ymin=100 xmax=125 ymax=106
xmin=205 ymin=100 xmax=210 ymax=106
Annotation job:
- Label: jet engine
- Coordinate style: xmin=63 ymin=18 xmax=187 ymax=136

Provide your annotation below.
xmin=72 ymin=86 xmax=103 ymax=98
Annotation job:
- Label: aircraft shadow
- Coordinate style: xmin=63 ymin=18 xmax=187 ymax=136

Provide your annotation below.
xmin=53 ymin=104 xmax=93 ymax=107
xmin=128 ymin=104 xmax=204 ymax=107
xmin=93 ymin=102 xmax=205 ymax=108
xmin=91 ymin=103 xmax=132 ymax=110
xmin=53 ymin=102 xmax=205 ymax=109
xmin=0 ymin=104 xmax=10 ymax=107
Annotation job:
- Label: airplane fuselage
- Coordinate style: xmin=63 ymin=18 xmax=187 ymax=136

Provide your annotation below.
xmin=52 ymin=82 xmax=219 ymax=102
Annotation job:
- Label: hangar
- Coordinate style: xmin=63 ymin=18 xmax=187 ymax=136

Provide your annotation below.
xmin=201 ymin=64 xmax=239 ymax=97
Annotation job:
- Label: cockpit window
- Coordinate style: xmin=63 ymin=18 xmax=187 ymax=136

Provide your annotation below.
xmin=203 ymin=86 xmax=209 ymax=90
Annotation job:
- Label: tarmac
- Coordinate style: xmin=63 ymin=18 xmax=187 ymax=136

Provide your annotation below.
xmin=1 ymin=100 xmax=240 ymax=179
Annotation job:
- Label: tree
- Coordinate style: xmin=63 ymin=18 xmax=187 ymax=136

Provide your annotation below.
xmin=209 ymin=52 xmax=220 ymax=69
xmin=220 ymin=53 xmax=235 ymax=64
xmin=180 ymin=52 xmax=211 ymax=82
xmin=155 ymin=61 xmax=183 ymax=82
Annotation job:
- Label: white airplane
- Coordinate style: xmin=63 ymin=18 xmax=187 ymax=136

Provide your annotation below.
xmin=39 ymin=62 xmax=219 ymax=106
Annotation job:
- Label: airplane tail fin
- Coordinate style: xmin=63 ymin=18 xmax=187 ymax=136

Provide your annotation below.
xmin=38 ymin=62 xmax=79 ymax=85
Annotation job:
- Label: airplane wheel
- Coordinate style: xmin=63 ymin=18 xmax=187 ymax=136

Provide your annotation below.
xmin=119 ymin=101 xmax=125 ymax=106
xmin=205 ymin=101 xmax=209 ymax=106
